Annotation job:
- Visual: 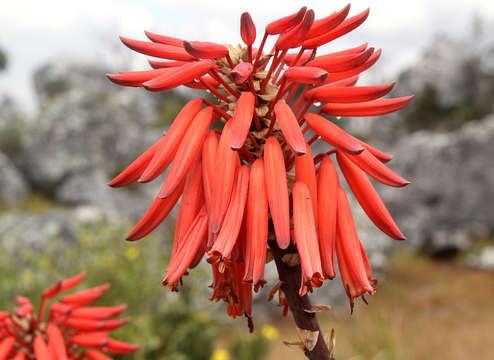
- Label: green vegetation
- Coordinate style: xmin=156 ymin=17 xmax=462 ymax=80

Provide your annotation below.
xmin=0 ymin=217 xmax=271 ymax=359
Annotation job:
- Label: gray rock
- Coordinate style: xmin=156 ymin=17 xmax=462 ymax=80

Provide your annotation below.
xmin=0 ymin=209 xmax=76 ymax=253
xmin=0 ymin=152 xmax=28 ymax=204
xmin=16 ymin=58 xmax=186 ymax=217
xmin=21 ymin=59 xmax=159 ymax=194
xmin=379 ymin=114 xmax=494 ymax=255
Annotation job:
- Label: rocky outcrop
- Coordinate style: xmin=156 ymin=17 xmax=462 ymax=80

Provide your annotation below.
xmin=22 ymin=60 xmax=158 ymax=193
xmin=0 ymin=152 xmax=28 ymax=204
xmin=14 ymin=59 xmax=188 ymax=217
xmin=379 ymin=115 xmax=494 ymax=255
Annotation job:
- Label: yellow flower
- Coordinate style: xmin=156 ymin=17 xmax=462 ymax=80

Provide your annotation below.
xmin=21 ymin=270 xmax=34 ymax=285
xmin=211 ymin=348 xmax=229 ymax=360
xmin=261 ymin=324 xmax=279 ymax=340
xmin=125 ymin=246 xmax=140 ymax=261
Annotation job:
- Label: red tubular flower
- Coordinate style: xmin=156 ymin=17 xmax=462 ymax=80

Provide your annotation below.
xmin=244 ymin=159 xmax=268 ymax=291
xmin=159 ymin=107 xmax=213 ymax=197
xmin=230 ymin=92 xmax=256 ymax=149
xmin=306 ymin=47 xmax=374 ymax=72
xmin=317 ymin=156 xmax=339 ymax=279
xmin=337 ymin=151 xmax=405 ymax=240
xmin=306 ymin=4 xmax=351 ymax=39
xmin=283 ymin=66 xmax=328 ymax=84
xmin=264 ymin=137 xmax=291 ymax=249
xmin=275 ymin=10 xmax=315 ymax=50
xmin=295 ymin=144 xmax=319 ymax=228
xmin=292 ymin=182 xmax=324 ymax=296
xmin=306 ymin=82 xmax=395 ymax=103
xmin=303 ymin=8 xmax=370 ymax=49
xmin=209 ymin=120 xmax=239 ymax=233
xmin=108 ymin=5 xmax=412 ymax=327
xmin=209 ymin=165 xmax=249 ymax=261
xmin=0 ymin=274 xmax=138 ymax=360
xmin=266 ymin=7 xmax=307 ymax=35
xmin=240 ymin=12 xmax=256 ymax=46
xmin=336 ymin=187 xmax=376 ymax=312
xmin=183 ymin=41 xmax=229 ymax=59
xmin=143 ymin=60 xmax=215 ymax=91
xmin=274 ymin=101 xmax=307 ymax=154
xmin=119 ymin=36 xmax=195 ymax=61
xmin=305 ymin=113 xmax=364 ymax=154
xmin=144 ymin=30 xmax=185 ymax=47
xmin=231 ymin=62 xmax=254 ymax=84
xmin=172 ymin=156 xmax=204 ymax=256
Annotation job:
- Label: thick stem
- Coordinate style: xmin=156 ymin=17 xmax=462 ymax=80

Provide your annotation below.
xmin=270 ymin=241 xmax=334 ymax=360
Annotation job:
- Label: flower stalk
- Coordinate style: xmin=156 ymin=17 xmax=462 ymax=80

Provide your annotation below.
xmin=270 ymin=240 xmax=333 ymax=360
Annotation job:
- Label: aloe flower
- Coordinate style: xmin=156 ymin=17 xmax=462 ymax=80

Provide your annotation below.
xmin=0 ymin=273 xmax=138 ymax=360
xmin=108 ymin=4 xmax=412 ymax=358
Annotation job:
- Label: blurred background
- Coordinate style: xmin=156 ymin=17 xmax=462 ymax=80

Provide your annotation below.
xmin=1 ymin=1 xmax=494 ymax=359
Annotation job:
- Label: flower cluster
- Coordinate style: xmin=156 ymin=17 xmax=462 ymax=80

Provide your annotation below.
xmin=108 ymin=4 xmax=412 ymax=326
xmin=0 ymin=273 xmax=138 ymax=360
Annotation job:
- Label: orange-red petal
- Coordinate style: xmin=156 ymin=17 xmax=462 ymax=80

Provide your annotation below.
xmin=317 ymin=156 xmax=339 ymax=279
xmin=0 ymin=337 xmax=14 ymax=360
xmin=231 ymin=62 xmax=254 ymax=84
xmin=266 ymin=6 xmax=306 ymax=35
xmin=295 ymin=143 xmax=318 ymax=228
xmin=320 ymin=96 xmax=415 ymax=117
xmin=143 ymin=60 xmax=215 ymax=91
xmin=184 ymin=41 xmax=229 ymax=59
xmin=264 ymin=137 xmax=291 ymax=249
xmin=120 ymin=36 xmax=195 ymax=61
xmin=159 ymin=106 xmax=213 ymax=197
xmin=209 ymin=120 xmax=239 ymax=233
xmin=244 ymin=159 xmax=268 ymax=290
xmin=337 ymin=151 xmax=405 ymax=240
xmin=307 ymin=47 xmax=374 ymax=73
xmin=140 ymin=97 xmax=203 ymax=183
xmin=46 ymin=324 xmax=68 ymax=360
xmin=209 ymin=165 xmax=250 ymax=260
xmin=306 ymin=4 xmax=351 ymax=39
xmin=240 ymin=12 xmax=256 ymax=46
xmin=126 ymin=181 xmax=184 ymax=241
xmin=162 ymin=207 xmax=208 ymax=287
xmin=284 ymin=66 xmax=328 ymax=84
xmin=275 ymin=10 xmax=314 ymax=50
xmin=144 ymin=31 xmax=185 ymax=47
xmin=292 ymin=182 xmax=324 ymax=296
xmin=230 ymin=92 xmax=256 ymax=149
xmin=84 ymin=350 xmax=113 ymax=360
xmin=346 ymin=150 xmax=410 ymax=187
xmin=335 ymin=186 xmax=375 ymax=311
xmin=303 ymin=8 xmax=370 ymax=49
xmin=274 ymin=101 xmax=307 ymax=154
xmin=306 ymin=83 xmax=395 ymax=103
xmin=172 ymin=156 xmax=204 ymax=256
xmin=33 ymin=336 xmax=52 ymax=360
xmin=43 ymin=272 xmax=86 ymax=298
xmin=304 ymin=113 xmax=364 ymax=155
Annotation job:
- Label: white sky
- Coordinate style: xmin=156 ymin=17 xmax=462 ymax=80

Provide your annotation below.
xmin=1 ymin=0 xmax=493 ymax=113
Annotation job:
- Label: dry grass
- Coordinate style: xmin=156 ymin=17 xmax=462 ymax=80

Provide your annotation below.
xmin=267 ymin=252 xmax=494 ymax=360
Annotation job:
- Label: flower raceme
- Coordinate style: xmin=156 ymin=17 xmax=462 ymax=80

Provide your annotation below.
xmin=107 ymin=4 xmax=413 ymax=324
xmin=0 ymin=273 xmax=138 ymax=360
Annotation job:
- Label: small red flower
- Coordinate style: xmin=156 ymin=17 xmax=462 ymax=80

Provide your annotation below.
xmin=108 ymin=4 xmax=413 ymax=327
xmin=0 ymin=273 xmax=138 ymax=360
